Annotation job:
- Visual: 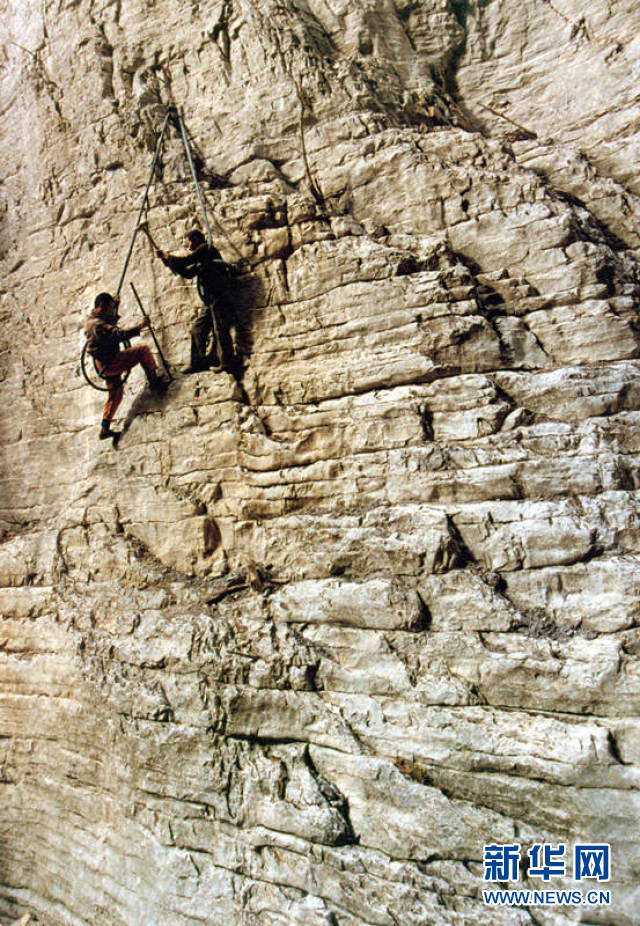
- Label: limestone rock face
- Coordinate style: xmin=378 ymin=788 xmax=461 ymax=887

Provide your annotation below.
xmin=1 ymin=1 xmax=640 ymax=924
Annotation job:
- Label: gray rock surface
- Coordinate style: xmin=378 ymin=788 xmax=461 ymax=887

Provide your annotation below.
xmin=1 ymin=0 xmax=639 ymax=923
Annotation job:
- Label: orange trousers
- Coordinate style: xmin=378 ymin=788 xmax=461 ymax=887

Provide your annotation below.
xmin=97 ymin=345 xmax=157 ymax=421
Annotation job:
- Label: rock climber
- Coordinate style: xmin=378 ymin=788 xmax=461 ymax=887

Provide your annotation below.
xmin=85 ymin=292 xmax=168 ymax=440
xmin=142 ymin=224 xmax=235 ymax=375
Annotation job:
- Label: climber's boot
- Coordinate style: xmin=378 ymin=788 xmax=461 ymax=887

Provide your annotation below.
xmin=147 ymin=370 xmax=170 ymax=394
xmin=99 ymin=420 xmax=120 ymax=443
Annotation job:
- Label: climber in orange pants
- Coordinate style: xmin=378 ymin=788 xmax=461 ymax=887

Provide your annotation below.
xmin=85 ymin=292 xmax=168 ymax=440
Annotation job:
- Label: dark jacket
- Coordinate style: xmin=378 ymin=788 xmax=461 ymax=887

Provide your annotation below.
xmin=85 ymin=314 xmax=142 ymax=366
xmin=161 ymin=243 xmax=231 ymax=305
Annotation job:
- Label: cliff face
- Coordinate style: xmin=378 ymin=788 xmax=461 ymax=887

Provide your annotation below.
xmin=1 ymin=1 xmax=640 ymax=923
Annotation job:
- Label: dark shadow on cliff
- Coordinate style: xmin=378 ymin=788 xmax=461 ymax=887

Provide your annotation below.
xmin=227 ymin=269 xmax=267 ymax=381
xmin=118 ymin=383 xmax=173 ymax=440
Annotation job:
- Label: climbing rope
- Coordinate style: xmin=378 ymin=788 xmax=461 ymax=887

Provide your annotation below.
xmin=81 ymin=105 xmax=212 ymax=390
xmin=177 ymin=106 xmax=213 ymax=248
xmin=130 ymin=282 xmax=173 ymax=382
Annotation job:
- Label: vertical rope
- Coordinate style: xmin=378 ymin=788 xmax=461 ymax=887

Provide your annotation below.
xmin=177 ymin=107 xmax=213 ymax=248
xmin=176 ymin=109 xmax=220 ymax=361
xmin=129 ymin=282 xmax=173 ymax=380
xmin=116 ymin=107 xmax=174 ymax=297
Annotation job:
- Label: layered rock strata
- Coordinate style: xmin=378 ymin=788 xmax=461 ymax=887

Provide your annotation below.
xmin=1 ymin=1 xmax=640 ymax=924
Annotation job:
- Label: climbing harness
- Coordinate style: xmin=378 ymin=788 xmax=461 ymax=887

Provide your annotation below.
xmin=81 ymin=105 xmax=214 ymax=390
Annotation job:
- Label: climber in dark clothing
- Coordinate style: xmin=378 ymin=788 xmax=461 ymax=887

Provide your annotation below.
xmin=85 ymin=292 xmax=168 ymax=440
xmin=151 ymin=227 xmax=235 ymax=374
